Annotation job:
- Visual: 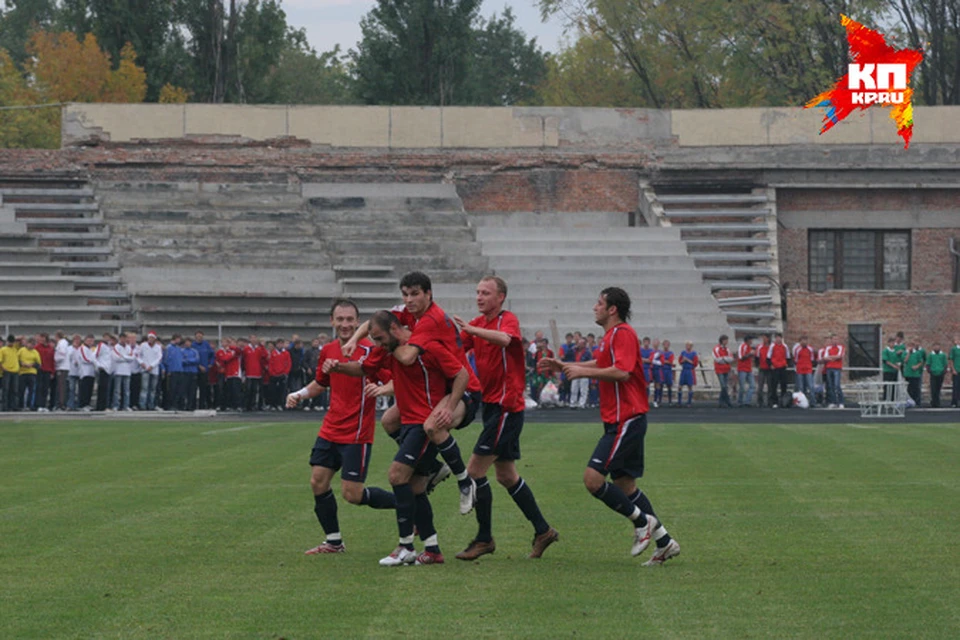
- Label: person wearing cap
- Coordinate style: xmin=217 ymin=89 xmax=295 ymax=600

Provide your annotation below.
xmin=138 ymin=332 xmax=164 ymax=410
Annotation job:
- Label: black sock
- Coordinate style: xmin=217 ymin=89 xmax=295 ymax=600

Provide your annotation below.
xmin=628 ymin=489 xmax=671 ymax=548
xmin=393 ymin=483 xmax=415 ymax=540
xmin=508 ymin=477 xmax=550 ymax=535
xmin=361 ymin=486 xmax=397 ymax=509
xmin=474 ymin=477 xmax=493 ymax=542
xmin=313 ymin=490 xmax=340 ymax=539
xmin=437 ymin=436 xmax=469 ymax=487
xmin=414 ymin=493 xmax=437 ymax=541
xmin=592 ymin=482 xmax=646 ymax=525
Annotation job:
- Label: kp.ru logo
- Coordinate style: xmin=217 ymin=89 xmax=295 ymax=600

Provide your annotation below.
xmin=806 ymin=15 xmax=923 ymax=148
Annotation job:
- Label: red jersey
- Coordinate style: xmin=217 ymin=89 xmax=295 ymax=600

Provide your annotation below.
xmin=596 ymin=323 xmax=648 ymax=424
xmin=36 ymin=343 xmax=55 ymax=373
xmin=769 ymin=342 xmax=789 ymax=369
xmin=315 ymin=340 xmax=385 ymax=444
xmin=461 ymin=310 xmax=525 ymax=413
xmin=216 ymin=347 xmax=241 ymax=378
xmin=713 ymin=344 xmax=732 ymax=374
xmin=737 ymin=342 xmax=754 ymax=373
xmin=242 ymin=344 xmax=268 ymax=378
xmin=793 ymin=344 xmax=816 ymax=374
xmin=268 ymin=349 xmax=291 ymax=377
xmin=362 ymin=340 xmax=464 ymax=425
xmin=824 ymin=344 xmax=845 ymax=370
xmin=391 ymin=303 xmax=481 ymax=393
xmin=757 ymin=343 xmax=771 ymax=370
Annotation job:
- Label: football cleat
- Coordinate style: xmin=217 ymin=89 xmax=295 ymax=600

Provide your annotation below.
xmin=415 ymin=550 xmax=445 ymax=565
xmin=426 ymin=463 xmax=452 ymax=495
xmin=304 ymin=541 xmax=345 ymax=555
xmin=642 ymin=539 xmax=681 ymax=566
xmin=529 ymin=527 xmax=559 ymax=559
xmin=455 ymin=539 xmax=496 ymax=561
xmin=631 ymin=515 xmax=659 ymax=557
xmin=379 ymin=546 xmax=417 ymax=566
xmin=459 ymin=477 xmax=477 ymax=515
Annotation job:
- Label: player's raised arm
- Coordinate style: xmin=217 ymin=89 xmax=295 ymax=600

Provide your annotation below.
xmin=455 ymin=315 xmax=511 ymax=348
xmin=323 ymin=359 xmax=364 ymax=377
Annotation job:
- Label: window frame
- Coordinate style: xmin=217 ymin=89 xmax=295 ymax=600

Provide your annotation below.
xmin=808 ymin=229 xmax=911 ymax=292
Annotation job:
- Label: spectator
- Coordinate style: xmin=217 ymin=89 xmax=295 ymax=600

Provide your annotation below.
xmin=164 ymin=335 xmax=184 ymax=411
xmin=181 ymin=337 xmax=200 ymax=410
xmin=305 ymin=336 xmax=327 ymax=411
xmin=241 ymin=336 xmax=266 ymax=412
xmin=660 ymin=339 xmax=676 ymax=406
xmin=268 ymin=337 xmax=292 ymax=410
xmin=54 ymin=331 xmax=70 ymax=411
xmin=756 ymin=334 xmax=772 ymax=408
xmin=881 ymin=336 xmax=902 ymax=402
xmin=95 ymin=333 xmax=116 ymax=412
xmin=128 ymin=333 xmax=142 ymax=410
xmin=111 ymin=332 xmax=136 ymax=411
xmin=528 ymin=330 xmax=545 ymax=359
xmin=586 ymin=333 xmax=600 ymax=407
xmin=639 ymin=336 xmax=654 ymax=400
xmin=193 ymin=331 xmax=215 ymax=410
xmin=66 ymin=335 xmax=82 ymax=410
xmin=793 ymin=336 xmax=817 ymax=407
xmin=559 ymin=333 xmax=576 ymax=406
xmin=569 ymin=338 xmax=591 ymax=408
xmin=713 ymin=335 xmax=734 ymax=408
xmin=903 ymin=340 xmax=925 ymax=407
xmin=1 ymin=335 xmax=21 ymax=411
xmin=950 ymin=336 xmax=960 ymax=408
xmin=926 ymin=343 xmax=948 ymax=408
xmin=35 ymin=333 xmax=55 ymax=412
xmin=77 ymin=335 xmax=97 ymax=410
xmin=216 ymin=337 xmax=242 ymax=411
xmin=768 ymin=333 xmax=790 ymax=408
xmin=822 ymin=334 xmax=846 ymax=409
xmin=531 ymin=337 xmax=555 ymax=405
xmin=18 ymin=337 xmax=41 ymax=411
xmin=207 ymin=339 xmax=221 ymax=410
xmin=287 ymin=334 xmax=305 ymax=398
xmin=736 ymin=336 xmax=756 ymax=408
xmin=138 ymin=332 xmax=163 ymax=411
xmin=678 ymin=342 xmax=699 ymax=406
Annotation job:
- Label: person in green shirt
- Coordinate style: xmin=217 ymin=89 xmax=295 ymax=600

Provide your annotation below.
xmin=950 ymin=337 xmax=960 ymax=409
xmin=18 ymin=337 xmax=42 ymax=411
xmin=0 ymin=334 xmax=22 ymax=411
xmin=926 ymin=343 xmax=948 ymax=408
xmin=881 ymin=336 xmax=902 ymax=401
xmin=902 ymin=341 xmax=926 ymax=407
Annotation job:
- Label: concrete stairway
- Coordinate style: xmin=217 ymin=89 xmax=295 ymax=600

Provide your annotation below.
xmin=640 ymin=183 xmax=781 ymax=335
xmin=433 ymin=214 xmax=733 ymax=351
xmin=0 ymin=178 xmax=134 ymax=334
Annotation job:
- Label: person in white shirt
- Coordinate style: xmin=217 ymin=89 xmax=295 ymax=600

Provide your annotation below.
xmin=53 ymin=331 xmax=71 ymax=411
xmin=137 ymin=332 xmax=164 ymax=410
xmin=77 ymin=335 xmax=98 ymax=410
xmin=128 ymin=333 xmax=143 ymax=410
xmin=95 ymin=333 xmax=116 ymax=411
xmin=66 ymin=335 xmax=82 ymax=410
xmin=111 ymin=332 xmax=137 ymax=411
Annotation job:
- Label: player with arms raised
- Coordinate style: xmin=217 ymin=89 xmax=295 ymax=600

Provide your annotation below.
xmin=539 ymin=287 xmax=680 ymax=565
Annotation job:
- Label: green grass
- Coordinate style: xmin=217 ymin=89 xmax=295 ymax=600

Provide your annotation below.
xmin=2 ymin=419 xmax=959 ymax=639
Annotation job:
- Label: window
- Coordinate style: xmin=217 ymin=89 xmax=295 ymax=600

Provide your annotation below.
xmin=808 ymin=230 xmax=910 ymax=291
xmin=848 ymin=324 xmax=880 ymax=380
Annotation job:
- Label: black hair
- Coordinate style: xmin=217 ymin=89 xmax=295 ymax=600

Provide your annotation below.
xmin=329 ymin=297 xmax=360 ymax=318
xmin=600 ymin=287 xmax=631 ymax=323
xmin=399 ymin=271 xmax=432 ymax=293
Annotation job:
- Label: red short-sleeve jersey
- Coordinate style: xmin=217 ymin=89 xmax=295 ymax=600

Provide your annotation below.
xmin=595 ymin=323 xmax=648 ymax=424
xmin=462 ymin=311 xmax=525 ymax=413
xmin=713 ymin=345 xmax=732 ymax=374
xmin=392 ymin=303 xmax=481 ymax=393
xmin=361 ymin=340 xmax=464 ymax=425
xmin=825 ymin=344 xmax=845 ymax=370
xmin=793 ymin=344 xmax=815 ymax=374
xmin=314 ymin=339 xmax=383 ymax=444
xmin=769 ymin=343 xmax=789 ymax=369
xmin=737 ymin=342 xmax=755 ymax=373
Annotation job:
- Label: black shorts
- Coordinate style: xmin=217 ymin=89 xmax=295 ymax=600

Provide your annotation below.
xmin=309 ymin=437 xmax=373 ymax=483
xmin=394 ymin=424 xmax=439 ymax=476
xmin=473 ymin=403 xmax=523 ymax=461
xmin=587 ymin=414 xmax=647 ymax=480
xmin=455 ymin=391 xmax=482 ymax=430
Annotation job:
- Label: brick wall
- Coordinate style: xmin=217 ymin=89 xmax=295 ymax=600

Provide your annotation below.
xmin=457 ymin=169 xmax=639 ymax=213
xmin=777 ymin=188 xmax=959 ymax=213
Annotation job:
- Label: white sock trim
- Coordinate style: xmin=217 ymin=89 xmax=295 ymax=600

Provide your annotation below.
xmin=399 ymin=535 xmax=414 ymax=545
xmin=423 ymin=534 xmax=438 ymax=547
xmin=654 ymin=526 xmax=668 ymax=540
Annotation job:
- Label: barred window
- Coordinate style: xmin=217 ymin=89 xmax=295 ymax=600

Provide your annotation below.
xmin=848 ymin=324 xmax=880 ymax=380
xmin=808 ymin=230 xmax=910 ymax=291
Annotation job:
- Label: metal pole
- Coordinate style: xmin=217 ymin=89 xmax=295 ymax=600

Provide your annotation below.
xmin=218 ymin=323 xmax=222 ymax=344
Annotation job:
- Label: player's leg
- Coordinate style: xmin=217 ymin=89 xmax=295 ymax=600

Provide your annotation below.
xmin=423 ymin=394 xmax=475 ymax=514
xmin=455 ymin=451 xmax=497 ymax=560
xmin=411 ymin=470 xmax=444 ymax=565
xmin=381 ymin=426 xmax=429 ymax=566
xmin=381 ymin=403 xmax=401 ymax=442
xmin=306 ymin=439 xmax=345 ymax=554
xmin=340 ymin=443 xmax=396 ymax=509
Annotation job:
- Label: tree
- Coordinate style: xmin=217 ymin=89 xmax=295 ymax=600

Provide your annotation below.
xmin=890 ymin=0 xmax=959 ymax=105
xmin=263 ymin=44 xmax=354 ymax=104
xmin=27 ymin=31 xmax=146 ymax=102
xmin=0 ymin=0 xmax=59 ymax=66
xmin=0 ymin=47 xmax=59 ymax=147
xmin=538 ymin=32 xmax=642 ymax=106
xmin=467 ymin=9 xmax=546 ymax=105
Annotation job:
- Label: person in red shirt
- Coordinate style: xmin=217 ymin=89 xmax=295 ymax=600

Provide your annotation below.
xmin=330 ymin=310 xmax=470 ymax=566
xmin=823 ymin=334 xmax=846 ymax=408
xmin=712 ymin=335 xmax=734 ymax=408
xmin=736 ymin=336 xmax=756 ymax=407
xmin=215 ymin=337 xmax=242 ymax=411
xmin=34 ymin=333 xmax=55 ymax=412
xmin=767 ymin=333 xmax=791 ymax=408
xmin=792 ymin=336 xmax=817 ymax=407
xmin=240 ymin=336 xmax=267 ymax=412
xmin=286 ymin=299 xmax=396 ymax=554
xmin=756 ymin=334 xmax=772 ymax=408
xmin=342 ymin=271 xmax=480 ymax=514
xmin=450 ymin=276 xmax=558 ymax=561
xmin=540 ymin=287 xmax=680 ymax=566
xmin=267 ymin=338 xmax=292 ymax=409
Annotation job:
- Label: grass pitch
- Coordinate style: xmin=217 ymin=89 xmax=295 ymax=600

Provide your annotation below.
xmin=2 ymin=418 xmax=959 ymax=639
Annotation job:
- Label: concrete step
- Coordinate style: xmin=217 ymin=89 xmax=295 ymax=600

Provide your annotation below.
xmin=135 ymin=294 xmax=344 ymax=312
xmin=484 ymin=255 xmax=695 ymax=269
xmin=684 ymin=238 xmax=772 ymax=247
xmin=717 ymin=295 xmax=774 ymax=307
xmin=0 ymin=261 xmax=63 ymax=276
xmin=0 ymin=292 xmax=129 ymax=306
xmin=664 ymin=208 xmax=771 ymax=218
xmin=0 ymin=247 xmax=50 ymax=262
xmin=35 ymin=231 xmax=111 ymax=242
xmin=709 ymin=281 xmax=773 ymax=290
xmin=0 ymin=233 xmax=38 ymax=247
xmin=334 ymin=264 xmax=395 ymax=279
xmin=475 ymin=227 xmax=681 ymax=241
xmin=503 ymin=301 xmax=724 ymax=317
xmin=491 ymin=269 xmax=704 ymax=285
xmin=690 ymin=252 xmax=773 ymax=262
xmin=483 ymin=242 xmax=690 ymax=256
xmin=657 ymin=194 xmax=768 ymax=205
xmin=49 ymin=246 xmax=114 ymax=257
xmin=433 ymin=283 xmax=717 ymax=300
xmin=303 ymin=183 xmax=458 ymax=199
xmin=340 ymin=278 xmax=398 ymax=294
xmin=2 ymin=320 xmax=138 ymax=335
xmin=13 ymin=202 xmax=100 ymax=213
xmin=74 ymin=276 xmax=125 ymax=289
xmin=0 ymin=308 xmax=132 ymax=322
xmin=513 ymin=313 xmax=730 ymax=332
xmin=61 ymin=261 xmax=120 ymax=272
xmin=0 ymin=187 xmax=95 ymax=199
xmin=729 ymin=324 xmax=777 ymax=333
xmin=322 ymin=226 xmax=474 ymax=241
xmin=700 ymin=266 xmax=774 ymax=277
xmin=307 ymin=196 xmax=463 ymax=213
xmin=308 ymin=210 xmax=469 ymax=226
xmin=328 ymin=239 xmax=481 ymax=256
xmin=23 ymin=217 xmax=106 ymax=228
xmin=723 ymin=309 xmax=778 ymax=320
xmin=469 ymin=211 xmax=630 ymax=229
xmin=678 ymin=223 xmax=769 ymax=233
xmin=0 ymin=277 xmax=77 ymax=292
xmin=106 ymin=209 xmax=313 ymax=224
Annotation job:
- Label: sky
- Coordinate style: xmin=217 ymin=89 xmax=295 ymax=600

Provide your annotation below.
xmin=282 ymin=0 xmax=569 ymax=56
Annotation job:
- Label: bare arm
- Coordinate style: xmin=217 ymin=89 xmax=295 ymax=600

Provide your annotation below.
xmin=392 ymin=344 xmax=421 ymax=366
xmin=564 ymin=364 xmax=629 ymax=382
xmin=454 ymin=315 xmax=511 ymax=348
xmin=286 ymin=380 xmax=328 ymax=408
xmin=323 ymin=359 xmax=364 ymax=377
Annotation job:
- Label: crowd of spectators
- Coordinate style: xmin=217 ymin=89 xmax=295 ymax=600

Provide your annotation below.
xmin=0 ymin=331 xmax=342 ymax=413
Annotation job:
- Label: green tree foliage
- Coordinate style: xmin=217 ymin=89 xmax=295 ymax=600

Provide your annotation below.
xmin=890 ymin=0 xmax=959 ymax=105
xmin=539 ymin=32 xmax=642 ymax=107
xmin=352 ymin=0 xmax=546 ymax=105
xmin=263 ymin=44 xmax=354 ymax=104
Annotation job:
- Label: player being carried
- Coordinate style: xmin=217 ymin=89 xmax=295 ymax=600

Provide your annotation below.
xmin=341 ymin=271 xmax=482 ymax=515
xmin=329 ymin=310 xmax=471 ymax=566
xmin=451 ymin=276 xmax=559 ymax=561
xmin=287 ymin=299 xmax=397 ymax=555
xmin=539 ymin=287 xmax=680 ymax=565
